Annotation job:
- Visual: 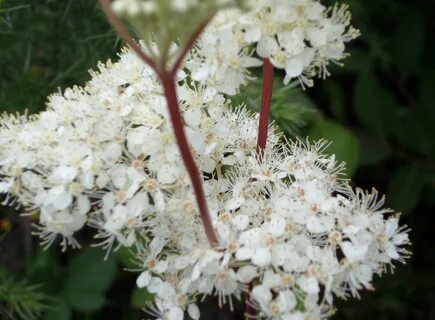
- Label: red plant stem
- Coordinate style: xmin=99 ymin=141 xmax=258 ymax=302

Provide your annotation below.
xmin=99 ymin=0 xmax=220 ymax=248
xmin=256 ymin=59 xmax=275 ymax=160
xmin=99 ymin=0 xmax=158 ymax=73
xmin=161 ymin=72 xmax=220 ymax=247
xmin=245 ymin=285 xmax=257 ymax=319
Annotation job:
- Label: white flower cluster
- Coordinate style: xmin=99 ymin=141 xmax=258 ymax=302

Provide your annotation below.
xmin=0 ymin=46 xmax=409 ymax=320
xmin=188 ymin=0 xmax=360 ymax=94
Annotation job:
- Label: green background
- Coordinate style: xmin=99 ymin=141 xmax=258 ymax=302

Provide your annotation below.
xmin=0 ymin=0 xmax=434 ymax=319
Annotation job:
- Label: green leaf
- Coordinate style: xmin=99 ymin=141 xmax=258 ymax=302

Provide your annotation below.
xmin=231 ymin=77 xmax=318 ymax=136
xmin=63 ymin=248 xmax=117 ymax=312
xmin=393 ymin=9 xmax=426 ymax=74
xmin=116 ymin=247 xmax=138 ymax=269
xmin=131 ymin=287 xmax=154 ymax=309
xmin=323 ymin=81 xmax=345 ymax=121
xmin=419 ymin=71 xmax=435 ymax=157
xmin=353 ymin=73 xmax=396 ymax=135
xmin=358 ymin=135 xmax=391 ymax=166
xmin=390 ymin=108 xmax=432 ymax=156
xmin=45 ymin=297 xmax=71 ymax=320
xmin=67 ymin=291 xmax=106 ymax=312
xmin=387 ymin=164 xmax=426 ymax=214
xmin=309 ymin=119 xmax=360 ymax=176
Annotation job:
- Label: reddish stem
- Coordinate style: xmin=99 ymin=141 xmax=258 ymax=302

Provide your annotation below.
xmin=245 ymin=285 xmax=257 ymax=319
xmin=99 ymin=0 xmax=158 ymax=73
xmin=99 ymin=0 xmax=219 ymax=247
xmin=161 ymin=72 xmax=220 ymax=247
xmin=256 ymin=59 xmax=275 ymax=159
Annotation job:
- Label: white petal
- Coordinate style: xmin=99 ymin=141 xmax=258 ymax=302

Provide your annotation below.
xmin=235 ymin=247 xmax=254 ymax=261
xmin=277 ymin=290 xmax=296 ymax=312
xmin=187 ymin=304 xmax=200 ymax=320
xmin=306 ymin=216 xmax=324 ymax=234
xmin=257 ymin=36 xmax=278 ymax=58
xmin=231 ymin=215 xmax=250 ymax=231
xmin=244 ymin=25 xmax=261 ymax=42
xmin=185 ymin=108 xmax=202 ymax=127
xmin=53 ymin=190 xmax=73 ymax=210
xmin=203 ymin=157 xmax=216 ymax=174
xmin=297 ymin=276 xmax=320 ymax=294
xmin=252 ymin=285 xmax=272 ymax=309
xmin=341 ymin=242 xmax=368 ymax=262
xmin=167 ymin=307 xmax=184 ymax=320
xmin=136 ymin=271 xmax=151 ymax=288
xmin=236 ymin=265 xmax=258 ymax=283
xmin=157 ymin=164 xmax=179 ymax=184
xmin=266 ymin=214 xmax=286 ymax=236
xmin=153 ymin=260 xmax=168 ymax=273
xmin=252 ymin=247 xmax=271 ymax=267
xmin=77 ymin=195 xmax=91 ymax=215
xmin=49 ymin=166 xmax=77 ymax=184
xmin=285 ymin=58 xmax=304 ymax=78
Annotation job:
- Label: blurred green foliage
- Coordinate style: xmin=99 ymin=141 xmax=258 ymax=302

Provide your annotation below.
xmin=0 ymin=0 xmax=434 ymax=319
xmin=0 ymin=269 xmax=47 ymax=320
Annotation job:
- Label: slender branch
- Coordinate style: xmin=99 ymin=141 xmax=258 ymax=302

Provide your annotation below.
xmin=160 ymin=72 xmax=220 ymax=247
xmin=99 ymin=0 xmax=158 ymax=73
xmin=256 ymin=59 xmax=275 ymax=159
xmin=170 ymin=14 xmax=215 ymax=77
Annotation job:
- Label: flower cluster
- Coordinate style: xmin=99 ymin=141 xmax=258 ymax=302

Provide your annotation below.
xmin=188 ymin=0 xmax=360 ymax=94
xmin=0 ymin=45 xmax=409 ymax=320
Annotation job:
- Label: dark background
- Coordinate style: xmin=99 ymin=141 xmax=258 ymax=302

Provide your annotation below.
xmin=0 ymin=0 xmax=434 ymax=319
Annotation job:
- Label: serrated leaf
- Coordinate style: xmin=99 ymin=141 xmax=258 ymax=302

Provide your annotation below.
xmin=309 ymin=119 xmax=360 ymax=177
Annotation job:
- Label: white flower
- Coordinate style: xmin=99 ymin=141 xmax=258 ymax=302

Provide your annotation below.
xmin=0 ymin=39 xmax=409 ymax=320
xmin=186 ymin=0 xmax=360 ymax=94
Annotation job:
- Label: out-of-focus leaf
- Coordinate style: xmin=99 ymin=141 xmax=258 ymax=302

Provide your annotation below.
xmin=393 ymin=9 xmax=426 ymax=74
xmin=131 ymin=287 xmax=154 ymax=309
xmin=390 ymin=108 xmax=432 ymax=156
xmin=309 ymin=119 xmax=360 ymax=176
xmin=420 ymin=71 xmax=435 ymax=114
xmin=353 ymin=73 xmax=396 ymax=135
xmin=387 ymin=164 xmax=426 ymax=214
xmin=45 ymin=296 xmax=71 ymax=320
xmin=63 ymin=248 xmax=117 ymax=312
xmin=323 ymin=81 xmax=345 ymax=121
xmin=27 ymin=250 xmax=61 ymax=294
xmin=116 ymin=247 xmax=138 ymax=270
xmin=232 ymin=77 xmax=318 ymax=135
xmin=358 ymin=135 xmax=391 ymax=166
xmin=419 ymin=70 xmax=435 ymax=157
xmin=331 ymin=47 xmax=371 ymax=74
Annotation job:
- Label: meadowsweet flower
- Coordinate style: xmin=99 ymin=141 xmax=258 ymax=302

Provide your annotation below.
xmin=0 ymin=45 xmax=409 ymax=319
xmin=187 ymin=0 xmax=360 ymax=93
